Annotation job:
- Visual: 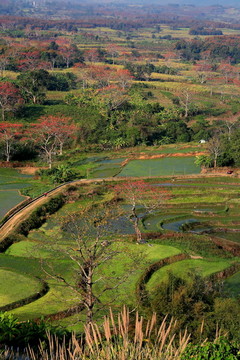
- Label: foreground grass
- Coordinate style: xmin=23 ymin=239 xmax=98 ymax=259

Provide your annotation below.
xmin=1 ymin=308 xmax=192 ymax=360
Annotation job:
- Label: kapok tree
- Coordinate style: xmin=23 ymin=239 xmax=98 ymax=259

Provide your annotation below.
xmin=0 ymin=123 xmax=23 ymax=161
xmin=207 ymin=136 xmax=222 ymax=168
xmin=97 ymin=85 xmax=129 ymax=117
xmin=60 ymin=45 xmax=77 ymax=68
xmin=177 ymin=87 xmax=193 ymax=118
xmin=31 ymin=116 xmax=76 ymax=168
xmin=113 ymin=181 xmax=170 ymax=244
xmin=48 ymin=116 xmax=77 ymax=155
xmin=31 ymin=118 xmax=57 ymax=169
xmin=43 ymin=204 xmax=140 ymax=324
xmin=113 ymin=69 xmax=134 ymax=90
xmin=0 ymin=82 xmax=22 ymax=121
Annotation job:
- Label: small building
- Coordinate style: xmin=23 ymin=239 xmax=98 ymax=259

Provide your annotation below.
xmin=199 ymin=139 xmax=206 ymax=144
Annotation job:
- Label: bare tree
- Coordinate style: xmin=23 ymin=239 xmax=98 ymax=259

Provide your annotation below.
xmin=42 ymin=204 xmax=141 ymax=324
xmin=222 ymin=117 xmax=239 ymax=140
xmin=207 ymin=136 xmax=222 ymax=168
xmin=177 ymin=87 xmax=193 ymax=118
xmin=194 ymin=61 xmax=212 ymax=84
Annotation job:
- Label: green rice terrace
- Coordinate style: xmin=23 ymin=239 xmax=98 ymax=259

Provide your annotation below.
xmin=86 ymin=146 xmax=202 ymax=178
xmin=0 ymin=155 xmax=240 ymax=330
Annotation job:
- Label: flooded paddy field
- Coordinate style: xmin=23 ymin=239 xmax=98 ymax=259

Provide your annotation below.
xmin=0 ymin=168 xmax=32 ymax=219
xmin=118 ymin=157 xmax=201 ymax=177
xmin=89 ymin=156 xmax=201 ymax=178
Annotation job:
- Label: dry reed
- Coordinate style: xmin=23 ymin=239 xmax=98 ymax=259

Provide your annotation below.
xmin=1 ymin=308 xmax=191 ymax=360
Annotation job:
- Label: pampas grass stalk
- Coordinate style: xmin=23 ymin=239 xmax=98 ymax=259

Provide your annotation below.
xmin=2 ymin=308 xmax=193 ymax=360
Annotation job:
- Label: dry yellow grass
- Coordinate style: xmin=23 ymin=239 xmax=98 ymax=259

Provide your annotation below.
xmin=1 ymin=70 xmax=19 ymax=79
xmin=26 ymin=308 xmax=191 ymax=360
xmin=151 ymin=72 xmax=185 ymax=82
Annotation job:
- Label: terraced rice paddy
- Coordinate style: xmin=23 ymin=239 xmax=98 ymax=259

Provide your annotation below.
xmin=146 ymin=259 xmax=233 ymax=296
xmin=90 ymin=158 xmax=124 ymax=178
xmin=117 ymin=157 xmax=201 ymax=177
xmin=90 ymin=156 xmax=201 ymax=178
xmin=0 ymin=170 xmax=240 ymax=328
xmin=0 ymin=269 xmax=42 ymax=308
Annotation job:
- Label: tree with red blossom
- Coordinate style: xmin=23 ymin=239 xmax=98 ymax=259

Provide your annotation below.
xmin=0 ymin=82 xmax=22 ymax=121
xmin=49 ymin=116 xmax=77 ymax=155
xmin=84 ymin=49 xmax=101 ymax=63
xmin=0 ymin=123 xmax=23 ymax=161
xmin=113 ymin=69 xmax=133 ymax=89
xmin=60 ymin=44 xmax=83 ymax=68
xmin=32 ymin=116 xmax=76 ymax=168
xmin=114 ymin=181 xmax=170 ymax=243
xmin=194 ymin=61 xmax=212 ymax=84
xmin=97 ymin=85 xmax=129 ymax=116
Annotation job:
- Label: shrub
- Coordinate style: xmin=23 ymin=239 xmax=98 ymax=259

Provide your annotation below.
xmin=0 ymin=313 xmax=67 ymax=348
xmin=44 ymin=195 xmax=65 ymax=214
xmin=16 ymin=195 xmax=65 ymax=236
xmin=181 ymin=338 xmax=240 ymax=360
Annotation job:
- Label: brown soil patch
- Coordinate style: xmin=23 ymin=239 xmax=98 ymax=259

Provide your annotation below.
xmin=210 ymin=236 xmax=240 ymax=256
xmin=201 ymin=166 xmax=240 ymax=177
xmin=16 ymin=167 xmax=41 ymax=175
xmin=190 ymin=255 xmax=203 ymax=259
xmin=137 ymin=152 xmax=206 ymax=160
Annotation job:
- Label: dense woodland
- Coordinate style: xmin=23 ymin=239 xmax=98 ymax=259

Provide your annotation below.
xmin=0 ymin=10 xmax=240 ymax=168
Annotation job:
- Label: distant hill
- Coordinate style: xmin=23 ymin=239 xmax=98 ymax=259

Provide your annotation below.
xmin=1 ymin=0 xmax=240 ymax=19
xmin=88 ymin=0 xmax=239 ymax=6
xmin=116 ymin=0 xmax=239 ymax=5
xmin=91 ymin=0 xmax=240 ymax=6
